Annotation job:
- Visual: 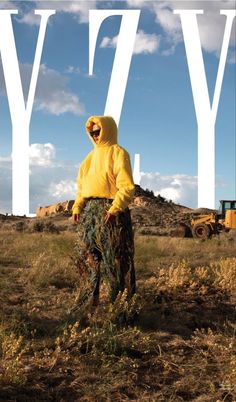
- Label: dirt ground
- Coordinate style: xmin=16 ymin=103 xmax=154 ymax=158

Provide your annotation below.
xmin=0 ymin=230 xmax=235 ymax=401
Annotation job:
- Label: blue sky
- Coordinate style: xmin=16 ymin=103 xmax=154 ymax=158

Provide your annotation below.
xmin=0 ymin=0 xmax=235 ymax=214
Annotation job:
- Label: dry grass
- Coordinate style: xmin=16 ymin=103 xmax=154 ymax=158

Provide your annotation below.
xmin=0 ymin=231 xmax=235 ymax=401
xmin=135 ymin=233 xmax=236 ymax=267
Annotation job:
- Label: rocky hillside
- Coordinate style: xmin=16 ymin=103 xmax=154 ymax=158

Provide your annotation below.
xmin=0 ymin=185 xmax=216 ymax=236
xmin=130 ymin=185 xmax=216 ymax=236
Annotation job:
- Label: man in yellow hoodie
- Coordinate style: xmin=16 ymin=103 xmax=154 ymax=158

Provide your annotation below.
xmin=72 ymin=115 xmax=136 ymax=306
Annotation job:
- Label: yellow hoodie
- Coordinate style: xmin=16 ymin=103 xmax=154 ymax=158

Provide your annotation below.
xmin=72 ymin=116 xmax=135 ymax=216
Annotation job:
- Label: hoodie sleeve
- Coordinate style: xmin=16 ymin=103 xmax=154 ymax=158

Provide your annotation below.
xmin=72 ymin=163 xmax=87 ymax=215
xmin=108 ymin=148 xmax=135 ymax=215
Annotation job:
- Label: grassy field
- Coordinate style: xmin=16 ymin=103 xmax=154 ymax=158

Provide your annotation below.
xmin=0 ymin=230 xmax=235 ymax=401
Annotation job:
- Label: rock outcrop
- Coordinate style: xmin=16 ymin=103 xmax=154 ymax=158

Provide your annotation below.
xmin=36 ymin=200 xmax=74 ymax=217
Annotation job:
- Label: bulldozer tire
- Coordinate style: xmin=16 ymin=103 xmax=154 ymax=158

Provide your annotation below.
xmin=171 ymin=223 xmax=193 ymax=238
xmin=192 ymin=223 xmax=211 ymax=239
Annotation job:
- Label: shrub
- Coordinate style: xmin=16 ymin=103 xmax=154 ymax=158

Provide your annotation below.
xmin=44 ymin=221 xmax=60 ymax=234
xmin=14 ymin=221 xmax=27 ymax=232
xmin=0 ymin=327 xmax=28 ymax=385
xmin=27 ymin=252 xmax=79 ymax=289
xmin=32 ymin=220 xmax=45 ymax=232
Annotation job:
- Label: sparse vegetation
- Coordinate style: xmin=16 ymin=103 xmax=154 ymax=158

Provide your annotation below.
xmin=31 ymin=220 xmax=45 ymax=232
xmin=0 ymin=230 xmax=235 ymax=401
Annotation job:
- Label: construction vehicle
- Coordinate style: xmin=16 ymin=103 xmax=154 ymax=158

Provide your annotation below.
xmin=191 ymin=200 xmax=236 ymax=239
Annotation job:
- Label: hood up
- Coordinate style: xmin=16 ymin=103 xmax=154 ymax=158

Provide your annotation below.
xmin=85 ymin=115 xmax=118 ymax=147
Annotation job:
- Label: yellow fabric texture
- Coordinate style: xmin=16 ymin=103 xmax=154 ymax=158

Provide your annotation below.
xmin=72 ymin=116 xmax=135 ymax=216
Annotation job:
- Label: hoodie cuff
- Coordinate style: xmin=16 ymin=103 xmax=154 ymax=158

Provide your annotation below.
xmin=72 ymin=206 xmax=80 ymax=215
xmin=72 ymin=203 xmax=84 ymax=215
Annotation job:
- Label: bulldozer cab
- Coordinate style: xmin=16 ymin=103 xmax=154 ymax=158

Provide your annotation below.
xmin=218 ymin=200 xmax=236 ymax=218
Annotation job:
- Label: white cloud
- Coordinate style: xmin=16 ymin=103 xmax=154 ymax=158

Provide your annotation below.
xmin=17 ymin=12 xmax=41 ymax=26
xmin=34 ymin=64 xmax=85 ymax=115
xmin=126 ymin=0 xmax=147 ymax=6
xmin=0 ymin=143 xmax=56 ymax=168
xmin=159 ymin=186 xmax=181 ymax=202
xmin=227 ymin=51 xmax=236 ymax=64
xmin=16 ymin=1 xmax=97 ymax=25
xmin=127 ymin=0 xmax=236 ymax=60
xmin=140 ymin=172 xmax=198 ymax=207
xmin=0 ymin=63 xmax=85 ymax=116
xmin=29 ymin=143 xmax=56 ymax=167
xmin=161 ymin=44 xmax=176 ymax=56
xmin=30 ymin=166 xmax=79 ymax=208
xmin=49 ymin=179 xmax=77 ymax=199
xmin=65 ymin=66 xmax=81 ymax=74
xmin=134 ymin=30 xmax=160 ymax=54
xmin=100 ymin=36 xmax=118 ymax=49
xmin=0 ymin=157 xmax=12 ymax=213
xmin=0 ymin=155 xmax=11 ymax=163
xmin=153 ymin=2 xmax=182 ymax=44
xmin=35 ymin=89 xmax=84 ymax=116
xmin=100 ymin=30 xmax=160 ymax=54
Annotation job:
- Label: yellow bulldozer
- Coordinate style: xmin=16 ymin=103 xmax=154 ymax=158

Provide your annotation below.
xmin=190 ymin=200 xmax=236 ymax=239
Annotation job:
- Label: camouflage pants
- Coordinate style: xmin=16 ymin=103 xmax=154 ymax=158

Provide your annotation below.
xmin=75 ymin=198 xmax=135 ymax=305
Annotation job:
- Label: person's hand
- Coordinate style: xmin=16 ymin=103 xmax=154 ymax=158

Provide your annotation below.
xmin=104 ymin=212 xmax=115 ymax=225
xmin=72 ymin=214 xmax=79 ymax=225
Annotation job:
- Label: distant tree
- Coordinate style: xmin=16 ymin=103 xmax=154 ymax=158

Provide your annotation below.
xmin=144 ymin=188 xmax=154 ymax=198
xmin=156 ymin=194 xmax=166 ymax=203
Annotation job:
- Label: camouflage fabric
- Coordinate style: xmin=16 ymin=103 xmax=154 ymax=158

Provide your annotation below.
xmin=75 ymin=198 xmax=135 ymax=304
